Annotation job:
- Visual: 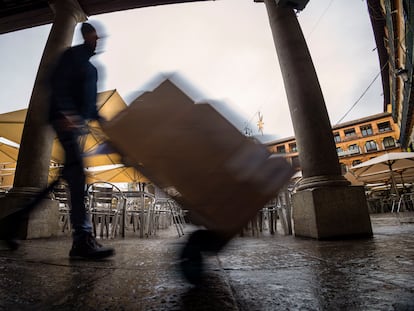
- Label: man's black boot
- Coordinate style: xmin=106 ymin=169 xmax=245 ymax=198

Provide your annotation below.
xmin=69 ymin=233 xmax=114 ymax=260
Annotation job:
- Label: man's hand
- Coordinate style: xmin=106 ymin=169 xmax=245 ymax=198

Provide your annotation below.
xmin=58 ymin=112 xmax=88 ymax=135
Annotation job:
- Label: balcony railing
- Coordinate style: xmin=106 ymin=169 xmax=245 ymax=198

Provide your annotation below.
xmin=336 ymin=129 xmax=394 ymax=143
xmin=337 ymin=149 xmax=360 ymax=157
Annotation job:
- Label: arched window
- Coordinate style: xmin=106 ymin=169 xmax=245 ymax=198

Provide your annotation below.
xmin=365 ymin=140 xmax=378 ymax=152
xmin=348 ymin=144 xmax=360 ymax=154
xmin=383 ymin=136 xmax=396 ymax=149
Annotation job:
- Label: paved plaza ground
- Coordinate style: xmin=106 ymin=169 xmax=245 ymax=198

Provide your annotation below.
xmin=0 ymin=213 xmax=413 ymax=311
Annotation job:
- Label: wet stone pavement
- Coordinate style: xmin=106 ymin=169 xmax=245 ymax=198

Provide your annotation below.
xmin=0 ymin=213 xmax=413 ymax=311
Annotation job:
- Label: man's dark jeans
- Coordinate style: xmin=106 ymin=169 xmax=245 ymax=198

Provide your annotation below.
xmin=52 ymin=121 xmax=92 ymax=242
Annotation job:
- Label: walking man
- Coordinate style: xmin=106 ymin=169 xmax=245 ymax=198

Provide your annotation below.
xmin=49 ymin=22 xmax=114 ymax=259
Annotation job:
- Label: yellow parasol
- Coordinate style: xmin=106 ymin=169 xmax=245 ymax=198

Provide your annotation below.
xmin=86 ymin=165 xmax=149 ymax=184
xmin=0 ymin=90 xmax=127 ymax=167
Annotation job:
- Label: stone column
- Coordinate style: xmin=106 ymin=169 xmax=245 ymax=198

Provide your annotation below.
xmin=1 ymin=0 xmax=87 ymax=239
xmin=13 ymin=0 xmax=87 ymax=190
xmin=263 ymin=0 xmax=372 ymax=239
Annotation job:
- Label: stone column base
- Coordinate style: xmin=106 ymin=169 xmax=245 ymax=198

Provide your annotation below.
xmin=292 ymin=186 xmax=373 ymax=239
xmin=0 ymin=196 xmax=60 ymax=239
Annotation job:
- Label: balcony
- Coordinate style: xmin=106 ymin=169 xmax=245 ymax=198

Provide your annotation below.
xmin=342 ymin=135 xmax=358 ymax=142
xmin=337 ymin=149 xmax=360 ymax=157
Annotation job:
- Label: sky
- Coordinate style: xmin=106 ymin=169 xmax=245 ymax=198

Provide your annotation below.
xmin=0 ymin=0 xmax=383 ymax=142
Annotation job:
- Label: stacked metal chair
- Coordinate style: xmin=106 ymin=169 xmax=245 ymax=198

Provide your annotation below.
xmin=86 ymin=182 xmax=126 ymax=238
xmin=153 ymin=198 xmax=185 ymax=237
xmin=52 ymin=182 xmax=71 ymax=233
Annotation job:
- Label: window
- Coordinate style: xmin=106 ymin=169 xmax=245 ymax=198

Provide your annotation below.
xmin=377 ymin=121 xmax=391 ymax=132
xmin=336 ymin=147 xmax=343 ymax=153
xmin=360 ymin=124 xmax=373 ymax=136
xmin=348 ymin=144 xmax=360 ymax=154
xmin=344 ymin=128 xmax=357 ymax=139
xmin=383 ymin=136 xmax=396 ymax=149
xmin=276 ymin=145 xmax=286 ymax=153
xmin=365 ymin=140 xmax=378 ymax=152
xmin=289 ymin=143 xmax=297 ymax=153
xmin=333 ymin=132 xmax=341 ymax=143
xmin=352 ymin=159 xmax=362 ymax=166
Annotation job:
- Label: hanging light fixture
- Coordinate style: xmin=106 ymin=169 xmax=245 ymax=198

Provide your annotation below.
xmin=396 ymin=68 xmax=409 ymax=83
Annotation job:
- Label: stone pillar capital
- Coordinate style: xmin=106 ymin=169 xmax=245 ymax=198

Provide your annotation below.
xmin=49 ymin=0 xmax=87 ymax=23
xmin=7 ymin=186 xmax=43 ymax=198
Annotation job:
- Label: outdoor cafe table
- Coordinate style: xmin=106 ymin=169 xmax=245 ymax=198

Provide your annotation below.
xmin=122 ymin=191 xmax=155 ymax=238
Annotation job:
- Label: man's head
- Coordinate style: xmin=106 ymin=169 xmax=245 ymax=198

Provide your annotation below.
xmin=81 ymin=23 xmax=99 ymax=51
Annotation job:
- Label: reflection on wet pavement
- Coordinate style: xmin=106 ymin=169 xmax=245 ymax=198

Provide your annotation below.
xmin=0 ymin=214 xmax=413 ymax=310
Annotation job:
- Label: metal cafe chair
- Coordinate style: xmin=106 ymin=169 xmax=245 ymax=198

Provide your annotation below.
xmin=51 ymin=181 xmax=71 ymax=233
xmin=262 ymin=198 xmax=279 ymax=234
xmin=86 ymin=181 xmax=126 ymax=239
xmin=154 ymin=198 xmax=185 ymax=237
xmin=152 ymin=199 xmax=172 ymax=231
xmin=124 ymin=191 xmax=156 ymax=238
xmin=385 ymin=194 xmax=398 ymax=213
xmin=243 ymin=188 xmax=292 ymax=237
xmin=396 ymin=192 xmax=414 ymax=213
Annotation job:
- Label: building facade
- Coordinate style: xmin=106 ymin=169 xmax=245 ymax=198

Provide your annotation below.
xmin=367 ymin=0 xmax=414 ymax=150
xmin=267 ymin=112 xmax=402 ymax=174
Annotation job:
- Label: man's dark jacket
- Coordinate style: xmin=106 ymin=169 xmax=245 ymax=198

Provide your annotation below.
xmin=49 ymin=43 xmax=99 ymax=122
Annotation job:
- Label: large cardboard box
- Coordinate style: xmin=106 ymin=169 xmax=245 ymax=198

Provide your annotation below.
xmin=103 ymin=80 xmax=293 ymax=237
